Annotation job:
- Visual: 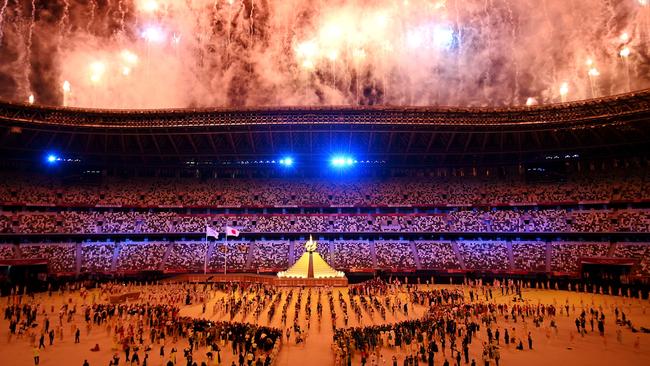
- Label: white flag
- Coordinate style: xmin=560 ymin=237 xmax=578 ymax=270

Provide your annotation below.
xmin=225 ymin=226 xmax=240 ymax=237
xmin=206 ymin=226 xmax=219 ymax=239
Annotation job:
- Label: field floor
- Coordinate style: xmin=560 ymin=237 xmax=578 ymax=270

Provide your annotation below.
xmin=1 ymin=283 xmax=649 ymax=366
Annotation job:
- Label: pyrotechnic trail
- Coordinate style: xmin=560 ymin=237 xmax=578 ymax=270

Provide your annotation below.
xmin=57 ymin=0 xmax=70 ymax=59
xmin=87 ymin=0 xmax=97 ymax=34
xmin=118 ymin=0 xmax=126 ymax=35
xmin=25 ymin=0 xmax=36 ymax=99
xmin=503 ymin=0 xmax=519 ymax=104
xmin=0 ymin=0 xmax=8 ymax=45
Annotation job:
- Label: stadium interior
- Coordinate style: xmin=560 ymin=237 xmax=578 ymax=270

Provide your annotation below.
xmin=2 ymin=1 xmax=650 ymax=366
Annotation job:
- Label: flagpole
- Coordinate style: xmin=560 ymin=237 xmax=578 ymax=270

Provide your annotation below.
xmin=204 ymin=233 xmax=208 ymax=275
xmin=224 ymin=234 xmax=227 ymax=275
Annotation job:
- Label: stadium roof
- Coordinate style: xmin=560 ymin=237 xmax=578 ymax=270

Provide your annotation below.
xmin=1 ymin=90 xmax=649 ymax=167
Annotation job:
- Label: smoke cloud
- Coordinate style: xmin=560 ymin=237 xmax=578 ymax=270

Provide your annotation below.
xmin=0 ymin=0 xmax=648 ymax=109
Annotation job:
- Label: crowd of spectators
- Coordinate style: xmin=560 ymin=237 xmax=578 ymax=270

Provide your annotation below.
xmin=0 ymin=239 xmax=649 ymax=275
xmin=1 ymin=171 xmax=649 ymax=207
xmin=164 ymin=241 xmax=208 ymax=272
xmin=16 ymin=213 xmax=58 ymax=233
xmin=3 ymin=209 xmax=650 ymax=234
xmin=0 ymin=214 xmax=12 ymax=233
xmin=374 ymin=240 xmax=416 ymax=269
xmin=251 ymin=240 xmax=290 ymax=270
xmin=511 ymin=241 xmax=547 ymax=271
xmin=60 ymin=211 xmax=101 ymax=233
xmin=116 ymin=242 xmax=167 ymax=272
xmin=612 ymin=243 xmax=650 ymax=276
xmin=331 ymin=240 xmax=374 ymax=270
xmin=18 ymin=243 xmax=76 ymax=273
xmin=550 ymin=242 xmax=610 ymax=273
xmin=0 ymin=244 xmax=15 ymax=259
xmin=413 ymin=241 xmax=461 ymax=269
xmin=456 ymin=241 xmax=510 ymax=270
xmin=81 ymin=242 xmax=116 ymax=272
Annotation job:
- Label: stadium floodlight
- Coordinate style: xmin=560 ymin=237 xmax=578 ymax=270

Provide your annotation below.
xmin=331 ymin=155 xmax=356 ymax=168
xmin=279 ymin=157 xmax=294 ymax=167
xmin=46 ymin=153 xmax=59 ymax=164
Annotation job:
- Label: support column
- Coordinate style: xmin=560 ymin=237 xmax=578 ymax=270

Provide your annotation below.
xmin=506 ymin=241 xmax=514 ymax=270
xmin=545 ymin=241 xmax=552 ymax=273
xmin=111 ymin=244 xmax=120 ymax=272
xmin=451 ymin=241 xmax=466 ymax=270
xmin=409 ymin=241 xmax=422 ymax=270
xmin=205 ymin=241 xmax=216 ymax=272
xmin=369 ymin=240 xmax=378 ymax=270
xmin=75 ymin=243 xmax=82 ymax=276
xmin=607 ymin=241 xmax=617 ymax=257
xmin=160 ymin=243 xmax=173 ymax=271
xmin=288 ymin=240 xmax=295 ymax=264
xmin=244 ymin=241 xmax=255 ymax=271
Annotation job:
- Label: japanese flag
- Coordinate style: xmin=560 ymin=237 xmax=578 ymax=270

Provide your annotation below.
xmin=225 ymin=226 xmax=240 ymax=237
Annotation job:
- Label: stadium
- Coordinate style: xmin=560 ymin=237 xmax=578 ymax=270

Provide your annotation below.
xmin=1 ymin=1 xmax=650 ymax=366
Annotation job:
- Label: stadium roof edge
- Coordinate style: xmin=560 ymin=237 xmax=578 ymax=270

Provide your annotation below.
xmin=1 ymin=88 xmax=650 ymax=129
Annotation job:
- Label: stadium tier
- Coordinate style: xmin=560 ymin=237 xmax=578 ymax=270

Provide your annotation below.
xmin=0 ymin=239 xmax=648 ymax=277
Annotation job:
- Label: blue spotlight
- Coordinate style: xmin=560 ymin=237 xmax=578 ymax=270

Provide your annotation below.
xmin=279 ymin=157 xmax=294 ymax=167
xmin=46 ymin=153 xmax=58 ymax=164
xmin=331 ymin=155 xmax=356 ymax=168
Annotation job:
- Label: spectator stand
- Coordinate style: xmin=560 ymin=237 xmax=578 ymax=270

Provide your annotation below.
xmin=0 ymin=244 xmax=16 ymax=260
xmin=550 ymin=241 xmax=611 ymax=275
xmin=18 ymin=243 xmax=76 ymax=274
xmin=511 ymin=240 xmax=547 ymax=272
xmin=456 ymin=240 xmax=510 ymax=271
xmin=81 ymin=242 xmax=117 ymax=274
xmin=413 ymin=241 xmax=462 ymax=270
xmin=164 ymin=241 xmax=209 ymax=273
xmin=115 ymin=241 xmax=168 ymax=273
xmin=611 ymin=242 xmax=650 ymax=276
xmin=373 ymin=240 xmax=416 ymax=272
xmin=250 ymin=240 xmax=291 ymax=273
xmin=330 ymin=240 xmax=374 ymax=272
xmin=208 ymin=240 xmax=251 ymax=273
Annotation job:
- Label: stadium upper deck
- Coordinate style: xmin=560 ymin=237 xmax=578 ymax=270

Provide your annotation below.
xmin=1 ymin=90 xmax=649 ymax=167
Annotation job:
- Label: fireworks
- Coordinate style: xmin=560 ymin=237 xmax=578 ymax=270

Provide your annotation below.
xmin=89 ymin=61 xmax=106 ymax=84
xmin=559 ymin=82 xmax=569 ymax=96
xmin=619 ymin=47 xmax=631 ymax=58
xmin=62 ymin=81 xmax=71 ymax=107
xmin=0 ymin=0 xmax=649 ymax=109
xmin=141 ymin=25 xmax=166 ymax=43
xmin=121 ymin=50 xmax=139 ymax=65
xmin=525 ymin=97 xmax=538 ymax=106
xmin=139 ymin=0 xmax=160 ymax=13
